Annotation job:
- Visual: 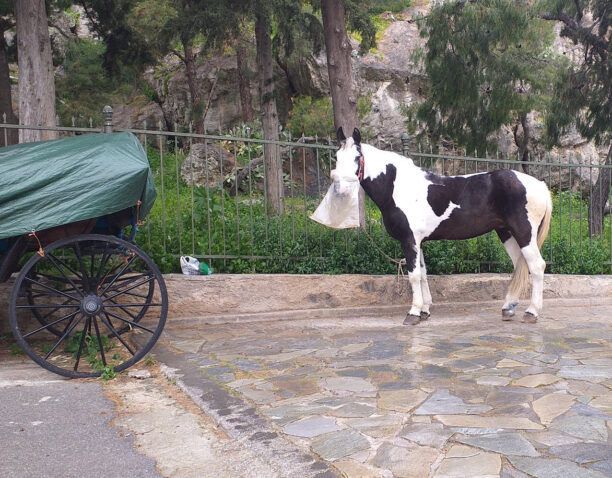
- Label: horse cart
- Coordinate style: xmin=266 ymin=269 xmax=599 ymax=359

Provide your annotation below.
xmin=0 ymin=132 xmax=168 ymax=378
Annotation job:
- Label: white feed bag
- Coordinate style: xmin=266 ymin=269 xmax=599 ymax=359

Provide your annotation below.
xmin=310 ymin=170 xmax=360 ymax=229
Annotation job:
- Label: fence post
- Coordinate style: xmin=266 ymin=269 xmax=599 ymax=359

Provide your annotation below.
xmin=400 ymin=132 xmax=410 ymax=156
xmin=103 ymin=105 xmax=113 ymax=133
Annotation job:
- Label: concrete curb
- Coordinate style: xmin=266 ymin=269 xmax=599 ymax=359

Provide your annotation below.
xmin=166 ymin=296 xmax=612 ymax=326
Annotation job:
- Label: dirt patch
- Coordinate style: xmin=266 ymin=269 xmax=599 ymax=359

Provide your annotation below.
xmin=103 ymin=364 xmax=282 ymax=478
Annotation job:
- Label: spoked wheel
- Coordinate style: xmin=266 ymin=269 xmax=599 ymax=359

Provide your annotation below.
xmin=9 ymin=234 xmax=168 ymax=378
xmin=24 ymin=261 xmax=156 ymax=337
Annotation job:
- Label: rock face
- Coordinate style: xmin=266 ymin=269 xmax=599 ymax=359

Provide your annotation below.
xmin=285 ymin=51 xmax=330 ymax=98
xmin=133 ymin=54 xmax=290 ymax=134
xmin=358 ymin=8 xmax=429 ymax=150
xmin=284 ymin=8 xmax=427 ymax=151
xmin=180 ymin=143 xmax=236 ymax=188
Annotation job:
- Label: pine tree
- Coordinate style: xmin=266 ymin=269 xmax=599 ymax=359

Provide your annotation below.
xmin=540 ymin=0 xmax=611 ymax=236
xmin=414 ymin=0 xmax=558 ymax=167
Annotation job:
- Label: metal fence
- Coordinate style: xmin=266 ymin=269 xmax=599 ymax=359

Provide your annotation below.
xmin=2 ymin=108 xmax=611 ymax=274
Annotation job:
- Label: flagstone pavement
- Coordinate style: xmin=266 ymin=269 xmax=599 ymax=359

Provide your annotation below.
xmin=158 ymin=297 xmax=612 ymax=478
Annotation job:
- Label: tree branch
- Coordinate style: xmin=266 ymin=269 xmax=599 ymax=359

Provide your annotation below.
xmin=0 ymin=18 xmax=15 ymax=32
xmin=573 ymin=0 xmax=583 ymax=21
xmin=202 ymin=67 xmax=220 ymax=125
xmin=48 ymin=20 xmax=73 ymax=40
xmin=540 ymin=12 xmax=608 ymax=59
xmin=519 ymin=114 xmax=530 ymax=152
xmin=79 ymin=1 xmax=102 ymax=38
xmin=170 ymin=48 xmax=186 ymax=63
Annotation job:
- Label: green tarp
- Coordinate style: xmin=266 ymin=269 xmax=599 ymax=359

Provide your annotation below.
xmin=0 ymin=132 xmax=156 ymax=240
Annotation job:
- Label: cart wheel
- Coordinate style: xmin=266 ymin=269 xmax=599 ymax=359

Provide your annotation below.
xmin=25 ymin=261 xmax=156 ymax=337
xmin=9 ymin=234 xmax=168 ymax=378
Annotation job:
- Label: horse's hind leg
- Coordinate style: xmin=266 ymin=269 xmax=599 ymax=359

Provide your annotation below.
xmin=497 ymin=229 xmax=522 ymax=320
xmin=520 ymin=242 xmax=546 ymax=323
xmin=420 ymin=253 xmax=432 ymax=320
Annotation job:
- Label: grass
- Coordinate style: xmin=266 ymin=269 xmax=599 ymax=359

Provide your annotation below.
xmin=9 ymin=343 xmax=24 ymax=356
xmin=64 ymin=331 xmax=117 ymax=380
xmin=138 ymin=147 xmax=611 ymax=275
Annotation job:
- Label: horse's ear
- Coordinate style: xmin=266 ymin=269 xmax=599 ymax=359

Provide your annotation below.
xmin=336 ymin=127 xmax=346 ymax=143
xmin=352 ymin=128 xmax=361 ymax=145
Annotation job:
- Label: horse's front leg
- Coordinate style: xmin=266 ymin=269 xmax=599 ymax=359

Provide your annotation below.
xmin=401 ymin=240 xmax=423 ymax=325
xmin=419 ymin=252 xmax=432 ymax=321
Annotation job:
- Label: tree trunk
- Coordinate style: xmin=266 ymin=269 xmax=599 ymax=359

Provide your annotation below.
xmin=0 ymin=28 xmax=18 ymax=146
xmin=589 ymin=144 xmax=612 ymax=237
xmin=255 ymin=8 xmax=283 ymax=216
xmin=321 ymin=0 xmax=358 ymax=133
xmin=321 ymin=0 xmax=364 ymax=228
xmin=144 ymin=78 xmax=174 ymax=131
xmin=236 ymin=35 xmax=254 ymax=123
xmin=182 ymin=38 xmax=203 ymax=134
xmin=513 ymin=114 xmax=530 ymax=174
xmin=15 ymin=0 xmax=57 ymax=143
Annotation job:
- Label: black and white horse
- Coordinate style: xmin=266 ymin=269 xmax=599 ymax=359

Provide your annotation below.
xmin=335 ymin=128 xmax=552 ymax=325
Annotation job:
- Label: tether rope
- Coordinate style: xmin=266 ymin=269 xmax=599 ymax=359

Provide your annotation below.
xmin=361 ymin=226 xmax=407 ymax=291
xmin=29 ymin=231 xmax=45 ymax=257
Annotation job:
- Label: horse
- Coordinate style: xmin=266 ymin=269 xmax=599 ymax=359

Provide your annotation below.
xmin=334 ymin=127 xmax=553 ymax=325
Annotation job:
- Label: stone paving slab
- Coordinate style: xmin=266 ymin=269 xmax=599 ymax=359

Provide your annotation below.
xmin=157 ymin=298 xmax=612 ymax=477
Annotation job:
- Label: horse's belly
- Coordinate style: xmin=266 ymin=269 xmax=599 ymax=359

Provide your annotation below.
xmin=425 ymin=212 xmax=501 ymax=241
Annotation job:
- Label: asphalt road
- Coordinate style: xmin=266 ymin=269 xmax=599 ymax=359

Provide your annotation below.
xmin=0 ymin=360 xmax=161 ymax=478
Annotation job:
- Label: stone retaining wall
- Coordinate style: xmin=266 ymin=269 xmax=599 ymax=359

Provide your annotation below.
xmin=1 ymin=274 xmax=610 ymax=332
xmin=162 ymin=273 xmax=611 ymax=319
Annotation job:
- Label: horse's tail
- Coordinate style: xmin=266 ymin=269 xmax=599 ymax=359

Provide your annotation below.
xmin=507 ymin=188 xmax=552 ymax=299
xmin=537 ymin=190 xmax=553 ymax=249
xmin=508 ymin=253 xmax=530 ymax=300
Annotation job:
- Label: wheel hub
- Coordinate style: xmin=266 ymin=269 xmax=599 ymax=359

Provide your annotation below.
xmin=82 ymin=295 xmax=103 ymax=316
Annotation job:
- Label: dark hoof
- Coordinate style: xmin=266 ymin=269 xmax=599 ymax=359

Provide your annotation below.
xmin=403 ymin=314 xmax=421 ymax=326
xmin=420 ymin=311 xmax=430 ymax=321
xmin=502 ymin=303 xmax=518 ymax=321
xmin=521 ymin=312 xmax=538 ymax=324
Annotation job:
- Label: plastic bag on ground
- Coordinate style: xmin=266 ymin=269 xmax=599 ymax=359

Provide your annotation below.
xmin=310 ymin=170 xmax=360 ymax=229
xmin=180 ymin=256 xmax=200 ymax=275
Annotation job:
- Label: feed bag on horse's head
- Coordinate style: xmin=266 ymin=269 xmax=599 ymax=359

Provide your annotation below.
xmin=310 ymin=169 xmax=361 ymax=229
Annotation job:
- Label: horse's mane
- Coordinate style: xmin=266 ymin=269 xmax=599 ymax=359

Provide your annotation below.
xmin=361 ymin=143 xmax=415 ymax=168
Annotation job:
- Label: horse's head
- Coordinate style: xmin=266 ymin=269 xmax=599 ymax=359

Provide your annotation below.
xmin=333 ymin=127 xmax=362 ymax=195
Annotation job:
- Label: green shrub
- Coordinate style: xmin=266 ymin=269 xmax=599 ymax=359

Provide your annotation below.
xmin=56 ymin=39 xmax=114 ymax=126
xmin=287 ymin=97 xmax=334 ymax=138
xmin=367 ymin=0 xmax=413 ymax=15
